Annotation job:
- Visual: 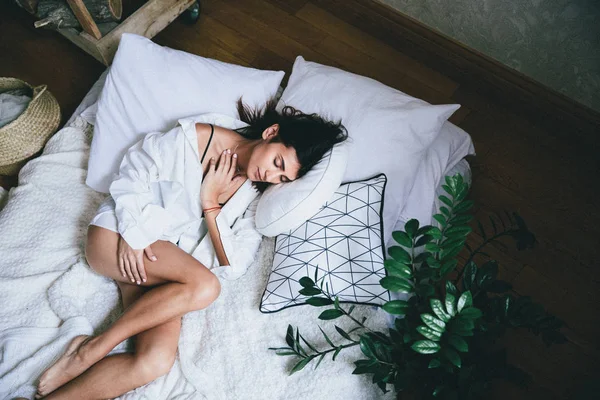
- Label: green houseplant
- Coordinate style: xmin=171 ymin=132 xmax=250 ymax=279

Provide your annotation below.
xmin=269 ymin=174 xmax=566 ymax=399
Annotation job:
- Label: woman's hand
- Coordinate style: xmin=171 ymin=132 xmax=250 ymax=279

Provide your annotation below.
xmin=117 ymin=236 xmax=158 ymax=284
xmin=201 ymin=149 xmax=244 ymax=208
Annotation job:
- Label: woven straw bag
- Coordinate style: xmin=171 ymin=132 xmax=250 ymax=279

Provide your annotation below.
xmin=0 ymin=77 xmax=61 ymax=176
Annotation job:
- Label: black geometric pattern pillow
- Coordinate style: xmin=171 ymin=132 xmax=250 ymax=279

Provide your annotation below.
xmin=260 ymin=174 xmax=390 ymax=313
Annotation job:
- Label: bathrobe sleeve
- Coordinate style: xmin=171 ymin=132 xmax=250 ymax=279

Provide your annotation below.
xmin=109 ymin=132 xmax=172 ymax=250
xmin=210 ymin=197 xmax=263 ymax=281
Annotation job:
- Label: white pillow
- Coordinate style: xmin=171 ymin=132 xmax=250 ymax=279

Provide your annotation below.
xmin=398 ymin=121 xmax=475 ymax=231
xmin=256 ymin=56 xmax=459 ymax=244
xmin=87 ymin=33 xmax=285 ymax=193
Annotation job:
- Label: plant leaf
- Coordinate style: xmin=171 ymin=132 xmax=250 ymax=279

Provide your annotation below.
xmin=443 ymin=348 xmax=462 ymax=368
xmin=383 ymin=259 xmax=412 ymax=279
xmin=380 ymin=276 xmax=413 ymax=292
xmin=476 ymin=261 xmax=499 ymax=289
xmin=415 ymin=234 xmax=434 ymax=247
xmin=425 ymin=243 xmax=442 ymax=253
xmin=433 ymin=214 xmax=447 ymax=227
xmin=382 ymin=300 xmax=409 ymax=315
xmin=460 ymin=307 xmax=483 ymax=320
xmin=446 ymin=281 xmax=458 ymax=296
xmin=392 ymin=231 xmax=412 ymax=247
xmin=335 ymin=325 xmax=353 ymax=341
xmin=417 ymin=325 xmax=442 ymax=341
xmin=448 ymin=335 xmax=468 ymax=352
xmin=286 ymin=325 xmax=295 ymax=348
xmin=405 ymin=219 xmax=420 ymax=238
xmin=411 ymin=340 xmax=441 ymax=354
xmin=319 ymin=309 xmax=344 ymax=320
xmin=425 ymin=226 xmax=443 ymax=240
xmin=439 ymin=195 xmax=453 ymax=208
xmin=428 ymin=359 xmax=442 ymax=369
xmin=318 ymin=326 xmax=336 ymax=348
xmin=430 ymin=299 xmax=451 ymax=322
xmin=463 ymin=262 xmax=478 ymax=291
xmin=306 ymin=297 xmax=334 ymax=307
xmin=445 ymin=293 xmax=457 ymax=316
xmin=314 ymin=353 xmax=326 ymax=370
xmin=290 ymin=356 xmax=314 ymax=375
xmin=388 ymin=246 xmax=412 ymax=264
xmin=299 ymin=287 xmax=322 ymax=296
xmin=332 ymin=347 xmax=342 ymax=361
xmin=440 ymin=206 xmax=451 ymax=217
xmin=457 ymin=291 xmax=473 ymax=313
xmin=359 ymin=336 xmax=378 ymax=359
xmin=421 ymin=313 xmax=446 ymax=332
xmin=299 ymin=277 xmax=315 ymax=288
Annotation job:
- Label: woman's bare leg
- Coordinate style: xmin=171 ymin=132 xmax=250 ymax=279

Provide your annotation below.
xmin=42 ymin=282 xmax=181 ymax=400
xmin=36 ymin=226 xmax=220 ymax=397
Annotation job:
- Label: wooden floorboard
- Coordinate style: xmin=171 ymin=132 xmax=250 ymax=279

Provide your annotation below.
xmin=1 ymin=0 xmax=598 ymax=398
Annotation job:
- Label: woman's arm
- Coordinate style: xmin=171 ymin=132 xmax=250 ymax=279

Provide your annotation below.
xmin=203 ymin=206 xmax=230 ymax=266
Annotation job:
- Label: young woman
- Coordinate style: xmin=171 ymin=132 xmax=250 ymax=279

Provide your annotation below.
xmin=34 ymin=99 xmax=348 ymax=399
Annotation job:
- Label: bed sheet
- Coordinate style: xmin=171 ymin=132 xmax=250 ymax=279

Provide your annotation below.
xmin=0 ymin=70 xmax=394 ymax=399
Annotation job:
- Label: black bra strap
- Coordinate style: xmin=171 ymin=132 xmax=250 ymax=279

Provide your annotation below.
xmin=200 ymin=124 xmax=214 ymax=164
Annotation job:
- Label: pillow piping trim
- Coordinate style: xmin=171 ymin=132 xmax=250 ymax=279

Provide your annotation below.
xmin=258 ymin=172 xmax=391 ymax=314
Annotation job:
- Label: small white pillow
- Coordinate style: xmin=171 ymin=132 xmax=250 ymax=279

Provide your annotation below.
xmin=256 ymin=56 xmax=459 ymax=243
xmin=398 ymin=121 xmax=475 ymax=230
xmin=87 ymin=33 xmax=285 ymax=193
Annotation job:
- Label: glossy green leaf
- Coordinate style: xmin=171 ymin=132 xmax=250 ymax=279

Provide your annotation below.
xmin=460 ymin=307 xmax=483 ymax=319
xmin=453 ymin=200 xmax=474 ymax=214
xmin=440 ymin=206 xmax=451 ymax=217
xmin=425 ymin=243 xmax=441 ymax=253
xmin=405 ymin=219 xmax=420 ymax=238
xmin=449 ymin=214 xmax=473 ymax=225
xmin=411 ymin=340 xmax=441 ymax=354
xmin=453 ymin=317 xmax=475 ymax=330
xmin=440 ymin=245 xmax=463 ymax=262
xmin=430 ymin=299 xmax=451 ymax=322
xmin=380 ymin=276 xmax=413 ymax=292
xmin=440 ymin=258 xmax=459 ymax=276
xmin=427 ymin=256 xmax=442 ymax=269
xmin=439 ymin=195 xmax=453 ymax=208
xmin=442 ymin=183 xmax=453 ymax=195
xmin=334 ymin=296 xmax=340 ymax=310
xmin=417 ymin=325 xmax=442 ymax=341
xmin=318 ymin=309 xmax=344 ymax=320
xmin=335 ymin=325 xmax=353 ymax=341
xmin=290 ymin=356 xmax=314 ymax=375
xmin=446 ymin=225 xmax=472 ymax=237
xmin=299 ymin=276 xmax=315 ymax=288
xmin=446 ymin=281 xmax=458 ymax=296
xmin=428 ymin=359 xmax=442 ymax=369
xmin=457 ymin=291 xmax=473 ymax=312
xmin=306 ymin=297 xmax=334 ymax=307
xmin=421 ymin=313 xmax=446 ymax=332
xmin=445 ymin=293 xmax=456 ymax=316
xmin=448 ymin=335 xmax=468 ymax=353
xmin=443 ymin=348 xmax=461 ymax=368
xmin=388 ymin=246 xmax=411 ymax=264
xmin=299 ymin=287 xmax=322 ymax=296
xmin=275 ymin=350 xmax=298 ymax=356
xmin=433 ymin=214 xmax=447 ymax=227
xmin=383 ymin=259 xmax=412 ymax=279
xmin=425 ymin=226 xmax=443 ymax=239
xmin=286 ymin=325 xmax=295 ymax=348
xmin=360 ymin=336 xmax=378 ymax=359
xmin=392 ymin=231 xmax=412 ymax=247
xmin=415 ymin=234 xmax=434 ymax=247
xmin=382 ymin=300 xmax=409 ymax=315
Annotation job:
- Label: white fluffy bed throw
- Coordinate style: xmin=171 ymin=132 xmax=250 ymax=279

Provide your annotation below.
xmin=0 ymin=115 xmax=394 ymax=400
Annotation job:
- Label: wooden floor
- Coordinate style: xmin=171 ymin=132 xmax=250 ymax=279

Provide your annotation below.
xmin=1 ymin=0 xmax=598 ymax=398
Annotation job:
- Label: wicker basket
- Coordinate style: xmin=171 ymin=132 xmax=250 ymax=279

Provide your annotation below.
xmin=0 ymin=77 xmax=61 ymax=176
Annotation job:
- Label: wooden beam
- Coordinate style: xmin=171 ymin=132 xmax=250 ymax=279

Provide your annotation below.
xmin=65 ymin=0 xmax=102 ymax=39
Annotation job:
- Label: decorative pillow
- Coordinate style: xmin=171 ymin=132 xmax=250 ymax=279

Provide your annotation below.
xmin=398 ymin=121 xmax=475 ymax=233
xmin=87 ymin=33 xmax=285 ymax=193
xmin=260 ymin=174 xmax=390 ymax=313
xmin=256 ymin=56 xmax=459 ymax=245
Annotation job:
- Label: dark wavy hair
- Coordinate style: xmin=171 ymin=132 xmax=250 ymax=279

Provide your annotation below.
xmin=235 ymin=97 xmax=348 ymax=192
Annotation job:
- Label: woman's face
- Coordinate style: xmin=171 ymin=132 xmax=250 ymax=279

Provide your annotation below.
xmin=246 ymin=124 xmax=300 ymax=185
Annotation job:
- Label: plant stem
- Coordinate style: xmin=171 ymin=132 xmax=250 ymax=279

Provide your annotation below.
xmin=457 ymin=230 xmax=519 ymax=283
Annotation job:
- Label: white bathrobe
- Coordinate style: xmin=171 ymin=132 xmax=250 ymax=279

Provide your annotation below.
xmin=108 ymin=115 xmax=263 ymax=281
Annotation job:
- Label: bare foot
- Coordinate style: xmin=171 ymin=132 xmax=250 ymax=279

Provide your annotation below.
xmin=35 ymin=335 xmax=95 ymax=398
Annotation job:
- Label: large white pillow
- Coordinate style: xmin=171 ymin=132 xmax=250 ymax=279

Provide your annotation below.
xmin=87 ymin=33 xmax=285 ymax=193
xmin=255 ymin=56 xmax=459 ymax=244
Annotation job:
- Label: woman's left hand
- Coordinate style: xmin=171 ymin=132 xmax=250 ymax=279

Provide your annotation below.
xmin=200 ymin=149 xmax=244 ymax=208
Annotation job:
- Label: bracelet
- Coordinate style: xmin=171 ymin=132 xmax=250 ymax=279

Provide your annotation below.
xmin=203 ymin=206 xmax=221 ymax=214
